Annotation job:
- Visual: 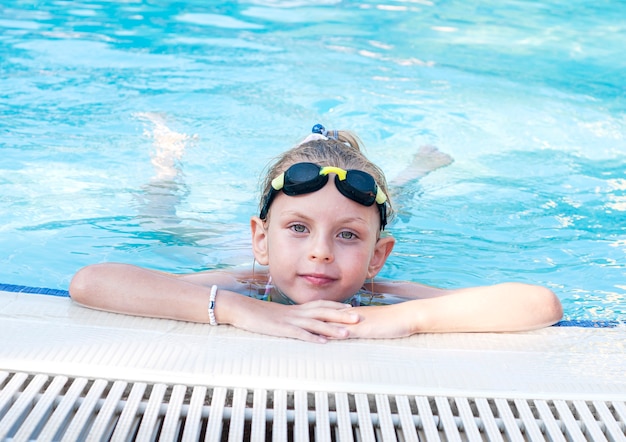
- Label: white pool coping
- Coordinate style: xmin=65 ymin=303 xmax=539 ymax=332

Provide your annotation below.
xmin=1 ymin=290 xmax=625 ymax=401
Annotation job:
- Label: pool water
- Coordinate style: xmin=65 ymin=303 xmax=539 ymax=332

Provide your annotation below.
xmin=1 ymin=0 xmax=624 ymax=322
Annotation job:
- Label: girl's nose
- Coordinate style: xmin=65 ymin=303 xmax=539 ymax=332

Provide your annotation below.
xmin=309 ymin=235 xmax=334 ymax=262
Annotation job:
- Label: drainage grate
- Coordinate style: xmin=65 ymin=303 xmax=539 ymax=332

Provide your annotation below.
xmin=1 ymin=370 xmax=625 ymax=441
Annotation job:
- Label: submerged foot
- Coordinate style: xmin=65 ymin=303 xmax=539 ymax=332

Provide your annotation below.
xmin=135 ymin=112 xmax=193 ymax=180
xmin=392 ymin=145 xmax=454 ymax=186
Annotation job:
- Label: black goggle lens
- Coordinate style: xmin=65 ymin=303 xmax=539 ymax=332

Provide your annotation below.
xmin=282 ymin=163 xmax=329 ymax=195
xmin=335 ymin=171 xmax=377 ymax=206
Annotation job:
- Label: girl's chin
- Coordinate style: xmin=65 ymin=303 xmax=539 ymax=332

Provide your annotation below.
xmin=287 ymin=290 xmax=354 ymax=305
xmin=274 ymin=285 xmax=350 ymax=304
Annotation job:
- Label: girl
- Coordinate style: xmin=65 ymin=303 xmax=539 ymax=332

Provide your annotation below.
xmin=69 ymin=125 xmax=563 ymax=343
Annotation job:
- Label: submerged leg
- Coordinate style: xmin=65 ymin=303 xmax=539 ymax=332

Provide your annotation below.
xmin=391 ymin=144 xmax=453 ymax=187
xmin=137 ymin=112 xmax=191 ymax=180
xmin=133 ymin=113 xmax=193 ymax=228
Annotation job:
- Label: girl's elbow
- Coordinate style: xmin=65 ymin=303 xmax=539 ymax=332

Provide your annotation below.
xmin=534 ymin=286 xmax=563 ymax=326
xmin=69 ymin=264 xmax=103 ymax=306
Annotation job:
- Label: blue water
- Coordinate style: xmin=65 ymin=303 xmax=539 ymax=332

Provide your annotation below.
xmin=1 ymin=1 xmax=625 ymax=322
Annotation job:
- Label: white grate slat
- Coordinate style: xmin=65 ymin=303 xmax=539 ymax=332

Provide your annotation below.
xmin=110 ymin=381 xmax=147 ymax=442
xmin=455 ymin=396 xmax=482 ymax=441
xmin=535 ymin=399 xmax=567 ymax=442
xmin=334 ymin=392 xmax=354 ymax=442
xmin=228 ymin=387 xmax=247 ymax=442
xmin=354 ymin=393 xmax=375 ymax=442
xmin=272 ymin=389 xmax=288 ymax=442
xmin=61 ymin=378 xmax=108 ymax=442
xmin=0 ymin=373 xmax=48 ymax=440
xmin=374 ymin=393 xmax=396 ymax=442
xmin=553 ymin=399 xmax=586 ymax=442
xmin=494 ymin=398 xmax=524 ymax=442
xmin=135 ymin=382 xmax=167 ymax=441
xmin=251 ymin=388 xmax=268 ymax=440
xmin=435 ymin=396 xmax=461 ymax=442
xmin=314 ymin=391 xmax=331 ymax=442
xmin=395 ymin=395 xmax=418 ymax=442
xmin=474 ymin=397 xmax=503 ymax=442
xmin=160 ymin=384 xmax=187 ymax=442
xmin=415 ymin=395 xmax=440 ymax=441
xmin=181 ymin=386 xmax=207 ymax=442
xmin=612 ymin=401 xmax=626 ymax=432
xmin=514 ymin=398 xmax=544 ymax=442
xmin=206 ymin=386 xmax=227 ymax=442
xmin=573 ymin=400 xmax=608 ymax=442
xmin=38 ymin=377 xmax=89 ymax=442
xmin=12 ymin=375 xmax=68 ymax=442
xmin=593 ymin=401 xmax=626 ymax=442
xmin=85 ymin=380 xmax=127 ymax=442
xmin=0 ymin=372 xmax=28 ymax=417
xmin=294 ymin=390 xmax=309 ymax=442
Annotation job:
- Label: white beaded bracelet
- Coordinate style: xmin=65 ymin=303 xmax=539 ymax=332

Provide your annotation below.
xmin=208 ymin=285 xmax=218 ymax=326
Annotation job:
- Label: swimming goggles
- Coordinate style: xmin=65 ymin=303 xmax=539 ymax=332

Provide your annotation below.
xmin=260 ymin=162 xmax=388 ymax=229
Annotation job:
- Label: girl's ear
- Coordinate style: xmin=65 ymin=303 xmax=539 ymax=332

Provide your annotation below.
xmin=367 ymin=236 xmax=395 ymax=278
xmin=250 ymin=216 xmax=270 ymax=265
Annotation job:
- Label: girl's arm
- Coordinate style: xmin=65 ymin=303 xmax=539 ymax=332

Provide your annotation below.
xmin=346 ymin=282 xmax=563 ymax=338
xmin=69 ymin=263 xmax=359 ymax=343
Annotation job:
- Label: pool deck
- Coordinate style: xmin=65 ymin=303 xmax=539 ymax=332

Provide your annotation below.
xmin=1 ymin=289 xmax=625 ymax=401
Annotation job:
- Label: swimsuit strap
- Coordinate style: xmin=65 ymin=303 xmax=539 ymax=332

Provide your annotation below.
xmin=263 ymin=276 xmax=273 ymax=301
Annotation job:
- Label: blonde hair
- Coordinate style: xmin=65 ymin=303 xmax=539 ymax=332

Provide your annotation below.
xmin=259 ymin=129 xmax=394 ymax=226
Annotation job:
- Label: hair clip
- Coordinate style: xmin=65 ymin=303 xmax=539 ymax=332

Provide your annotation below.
xmin=312 ymin=124 xmax=327 ymax=136
xmin=312 ymin=124 xmax=338 ymax=140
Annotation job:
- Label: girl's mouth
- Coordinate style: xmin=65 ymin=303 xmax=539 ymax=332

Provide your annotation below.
xmin=301 ymin=273 xmax=336 ymax=286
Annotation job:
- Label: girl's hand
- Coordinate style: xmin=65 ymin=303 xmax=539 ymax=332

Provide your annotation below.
xmin=217 ymin=294 xmax=361 ymax=344
xmin=343 ymin=305 xmax=413 ymax=339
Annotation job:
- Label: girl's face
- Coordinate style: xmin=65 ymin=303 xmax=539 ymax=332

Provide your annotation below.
xmin=251 ymin=178 xmax=395 ymax=304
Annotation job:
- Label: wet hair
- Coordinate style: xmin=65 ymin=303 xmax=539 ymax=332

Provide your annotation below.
xmin=258 ymin=129 xmax=394 ymax=227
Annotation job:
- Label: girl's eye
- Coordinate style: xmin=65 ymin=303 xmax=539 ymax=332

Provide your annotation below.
xmin=339 ymin=231 xmax=356 ymax=240
xmin=290 ymin=224 xmax=307 ymax=233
